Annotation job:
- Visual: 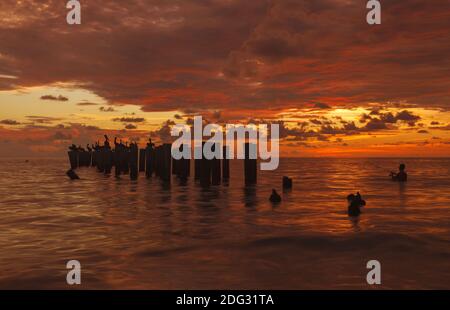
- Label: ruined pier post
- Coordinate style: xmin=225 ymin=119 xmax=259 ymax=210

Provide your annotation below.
xmin=139 ymin=149 xmax=146 ymax=172
xmin=194 ymin=146 xmax=201 ymax=180
xmin=114 ymin=149 xmax=121 ymax=177
xmin=145 ymin=146 xmax=154 ymax=177
xmin=129 ymin=144 xmax=138 ymax=180
xmin=200 ymin=142 xmax=211 ymax=187
xmin=244 ymin=142 xmax=257 ymax=185
xmin=104 ymin=149 xmax=113 ymax=174
xmin=161 ymin=143 xmax=172 ymax=183
xmin=222 ymin=145 xmax=230 ymax=181
xmin=174 ymin=144 xmax=189 ymax=180
xmin=211 ymin=144 xmax=221 ymax=185
xmin=68 ymin=151 xmax=78 ymax=170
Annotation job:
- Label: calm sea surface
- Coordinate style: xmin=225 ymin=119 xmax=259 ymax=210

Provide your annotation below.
xmin=0 ymin=158 xmax=449 ymax=289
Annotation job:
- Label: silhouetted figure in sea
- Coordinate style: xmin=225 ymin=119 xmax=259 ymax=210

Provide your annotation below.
xmin=283 ymin=176 xmax=293 ymax=190
xmin=66 ymin=169 xmax=80 ymax=180
xmin=269 ymin=189 xmax=281 ymax=203
xmin=347 ymin=192 xmax=366 ymax=217
xmin=391 ymin=163 xmax=407 ymax=182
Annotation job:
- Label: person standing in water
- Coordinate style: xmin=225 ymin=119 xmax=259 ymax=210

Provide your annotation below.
xmin=391 ymin=163 xmax=408 ymax=182
xmin=347 ymin=192 xmax=366 ymax=217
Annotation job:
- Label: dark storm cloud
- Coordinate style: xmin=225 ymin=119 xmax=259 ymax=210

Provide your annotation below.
xmin=0 ymin=0 xmax=449 ymax=115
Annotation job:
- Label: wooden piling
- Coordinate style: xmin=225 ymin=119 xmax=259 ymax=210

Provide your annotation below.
xmin=183 ymin=158 xmax=191 ymax=178
xmin=172 ymin=158 xmax=178 ymax=175
xmin=154 ymin=146 xmax=161 ymax=177
xmin=145 ymin=146 xmax=154 ymax=177
xmin=161 ymin=143 xmax=172 ymax=183
xmin=139 ymin=149 xmax=146 ymax=172
xmin=194 ymin=146 xmax=201 ymax=180
xmin=68 ymin=151 xmax=78 ymax=170
xmin=200 ymin=142 xmax=212 ymax=187
xmin=211 ymin=144 xmax=221 ymax=185
xmin=211 ymin=158 xmax=221 ymax=185
xmin=222 ymin=145 xmax=230 ymax=180
xmin=92 ymin=151 xmax=98 ymax=167
xmin=123 ymin=150 xmax=130 ymax=174
xmin=104 ymin=149 xmax=113 ymax=174
xmin=244 ymin=142 xmax=257 ymax=185
xmin=194 ymin=159 xmax=201 ymax=180
xmin=97 ymin=150 xmax=105 ymax=173
xmin=200 ymin=157 xmax=211 ymax=187
xmin=129 ymin=144 xmax=138 ymax=180
xmin=174 ymin=144 xmax=190 ymax=180
xmin=78 ymin=152 xmax=84 ymax=167
xmin=88 ymin=152 xmax=92 ymax=166
xmin=83 ymin=151 xmax=90 ymax=166
xmin=114 ymin=150 xmax=121 ymax=177
xmin=151 ymin=148 xmax=157 ymax=176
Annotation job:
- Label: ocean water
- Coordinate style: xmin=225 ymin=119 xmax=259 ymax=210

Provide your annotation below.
xmin=0 ymin=157 xmax=449 ymax=289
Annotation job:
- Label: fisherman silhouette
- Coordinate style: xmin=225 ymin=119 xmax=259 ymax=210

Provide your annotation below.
xmin=390 ymin=163 xmax=408 ymax=182
xmin=347 ymin=192 xmax=366 ymax=217
xmin=269 ymin=189 xmax=281 ymax=203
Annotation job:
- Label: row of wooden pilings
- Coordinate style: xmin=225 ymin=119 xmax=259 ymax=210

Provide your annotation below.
xmin=68 ymin=143 xmax=257 ymax=186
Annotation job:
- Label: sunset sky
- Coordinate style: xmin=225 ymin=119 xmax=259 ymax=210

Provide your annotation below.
xmin=1 ymin=0 xmax=449 ymax=157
